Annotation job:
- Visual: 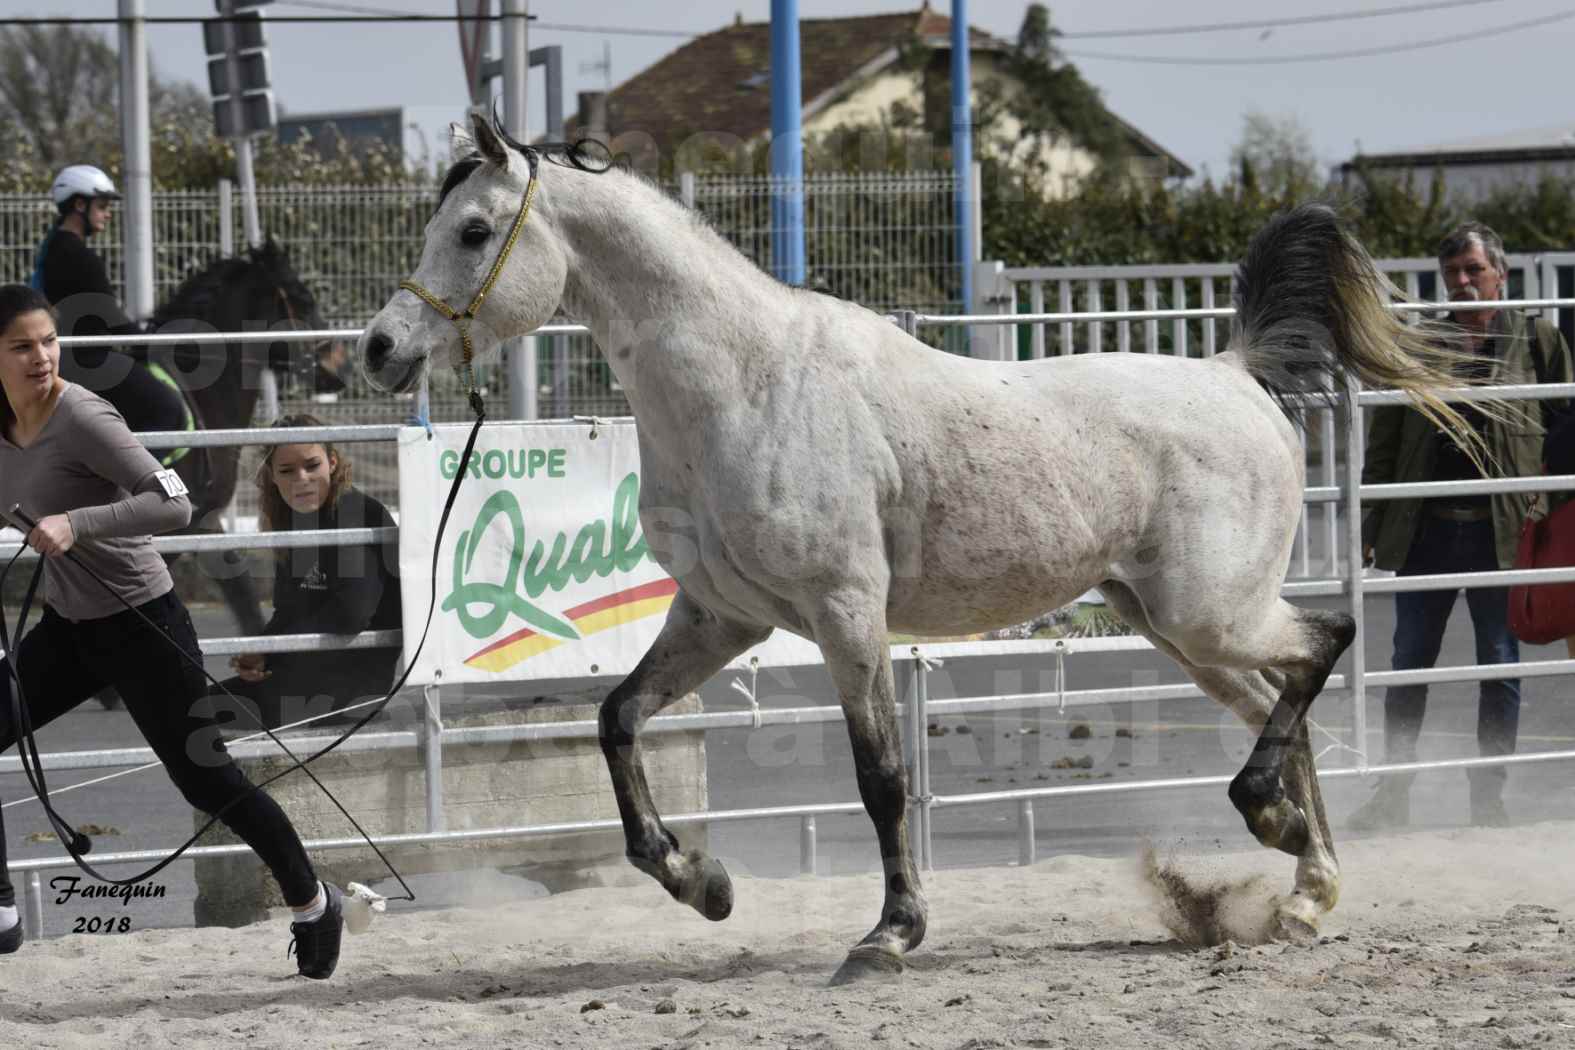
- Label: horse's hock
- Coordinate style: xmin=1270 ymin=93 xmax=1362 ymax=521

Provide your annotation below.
xmin=191 ymin=690 xmax=708 ymax=927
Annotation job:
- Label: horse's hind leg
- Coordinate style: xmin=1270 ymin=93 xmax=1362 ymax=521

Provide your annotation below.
xmin=1184 ymin=668 xmax=1339 ymax=936
xmin=813 ymin=591 xmax=926 ymax=986
xmin=599 ymin=590 xmax=770 ymax=921
xmin=1217 ymin=606 xmax=1353 ymax=866
xmin=1099 ymin=582 xmax=1343 ymax=936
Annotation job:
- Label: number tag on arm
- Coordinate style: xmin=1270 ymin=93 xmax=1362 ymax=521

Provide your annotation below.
xmin=153 ymin=469 xmax=189 ymax=499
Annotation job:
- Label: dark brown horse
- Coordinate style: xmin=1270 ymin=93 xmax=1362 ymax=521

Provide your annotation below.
xmin=140 ymin=240 xmax=348 ymax=636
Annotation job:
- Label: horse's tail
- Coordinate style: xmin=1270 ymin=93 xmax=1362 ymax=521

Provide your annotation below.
xmin=1229 ymin=203 xmax=1500 ymax=471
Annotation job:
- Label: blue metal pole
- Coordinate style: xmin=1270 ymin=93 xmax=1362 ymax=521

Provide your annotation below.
xmin=770 ymin=0 xmax=805 ymax=285
xmin=952 ymin=0 xmax=974 ymax=316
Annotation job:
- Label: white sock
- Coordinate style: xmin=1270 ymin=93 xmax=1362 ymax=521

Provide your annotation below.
xmin=0 ymin=905 xmax=18 ymax=931
xmin=291 ymin=882 xmax=327 ymax=924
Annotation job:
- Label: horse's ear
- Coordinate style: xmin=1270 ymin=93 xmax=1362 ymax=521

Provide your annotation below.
xmin=449 ymin=120 xmax=476 ymax=158
xmin=469 ymin=110 xmax=509 ymax=167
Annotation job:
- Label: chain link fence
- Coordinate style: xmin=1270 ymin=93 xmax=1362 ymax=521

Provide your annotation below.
xmin=2 ymin=172 xmax=962 ymax=520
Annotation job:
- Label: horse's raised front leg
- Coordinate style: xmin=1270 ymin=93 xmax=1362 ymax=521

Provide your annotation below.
xmin=813 ymin=591 xmax=927 ymax=986
xmin=599 ymin=589 xmax=770 ymax=921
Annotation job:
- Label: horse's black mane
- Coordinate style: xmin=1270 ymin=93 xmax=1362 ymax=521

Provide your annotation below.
xmin=153 ymin=239 xmax=312 ymax=325
xmin=436 ymin=112 xmax=614 ymax=213
xmin=438 ymin=156 xmax=485 ymax=208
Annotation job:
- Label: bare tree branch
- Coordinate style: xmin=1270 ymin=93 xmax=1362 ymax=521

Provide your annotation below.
xmin=0 ymin=23 xmax=198 ymax=173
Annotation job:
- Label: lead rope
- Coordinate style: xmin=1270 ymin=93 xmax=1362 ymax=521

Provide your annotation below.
xmin=0 ymin=392 xmax=488 ymax=902
xmin=0 ymin=123 xmax=567 ymax=902
xmin=729 ymin=656 xmax=762 ymax=730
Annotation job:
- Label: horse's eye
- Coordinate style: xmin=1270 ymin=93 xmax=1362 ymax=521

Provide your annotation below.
xmin=460 ymin=223 xmax=491 ymax=247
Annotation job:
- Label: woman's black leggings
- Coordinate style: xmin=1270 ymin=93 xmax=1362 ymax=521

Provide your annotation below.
xmin=0 ymin=589 xmax=318 ymax=909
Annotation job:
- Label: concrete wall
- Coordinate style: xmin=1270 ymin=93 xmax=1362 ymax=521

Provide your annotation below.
xmin=192 ymin=691 xmax=708 ymax=926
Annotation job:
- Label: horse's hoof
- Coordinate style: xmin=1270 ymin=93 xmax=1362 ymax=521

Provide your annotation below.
xmin=1271 ymin=896 xmax=1320 ymax=942
xmin=829 ymin=945 xmax=905 ymax=987
xmin=680 ymin=853 xmax=733 ymax=922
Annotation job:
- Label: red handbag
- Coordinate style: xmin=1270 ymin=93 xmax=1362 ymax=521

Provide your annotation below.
xmin=1508 ymin=499 xmax=1575 ymax=644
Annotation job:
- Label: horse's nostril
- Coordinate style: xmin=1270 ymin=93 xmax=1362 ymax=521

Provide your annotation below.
xmin=365 ymin=330 xmax=395 ymax=372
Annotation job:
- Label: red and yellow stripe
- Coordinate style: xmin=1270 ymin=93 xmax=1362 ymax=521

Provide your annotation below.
xmin=462 ymin=577 xmax=678 ymax=673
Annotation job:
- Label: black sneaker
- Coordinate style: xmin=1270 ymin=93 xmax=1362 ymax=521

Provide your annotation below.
xmin=0 ymin=920 xmax=21 ymax=955
xmin=288 ymin=883 xmax=344 ymax=979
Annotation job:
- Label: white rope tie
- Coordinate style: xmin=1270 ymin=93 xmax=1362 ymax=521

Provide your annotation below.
xmin=572 ymin=415 xmax=609 ymax=440
xmin=911 ymin=646 xmax=944 ymax=673
xmin=729 ymin=656 xmax=762 ymax=729
xmin=342 ymin=881 xmax=388 ymax=935
xmin=1308 ymin=717 xmax=1366 ymax=765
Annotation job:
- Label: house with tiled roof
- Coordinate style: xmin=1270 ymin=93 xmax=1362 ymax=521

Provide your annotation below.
xmin=569 ymin=4 xmax=1190 ymax=192
xmin=1339 ymin=122 xmax=1575 ymax=200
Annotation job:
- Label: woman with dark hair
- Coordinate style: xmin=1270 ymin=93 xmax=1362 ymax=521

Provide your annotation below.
xmin=205 ymin=414 xmax=401 ymax=731
xmin=0 ymin=285 xmax=344 ymax=974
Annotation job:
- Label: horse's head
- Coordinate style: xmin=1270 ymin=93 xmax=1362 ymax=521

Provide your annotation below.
xmin=246 ymin=239 xmax=350 ymax=395
xmin=359 ymin=112 xmax=569 ymax=393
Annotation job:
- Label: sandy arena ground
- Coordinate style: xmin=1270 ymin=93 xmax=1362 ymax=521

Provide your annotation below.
xmin=2 ymin=820 xmax=1573 ymax=1050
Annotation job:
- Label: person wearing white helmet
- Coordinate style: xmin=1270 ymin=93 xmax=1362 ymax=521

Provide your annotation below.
xmin=29 ymin=164 xmax=188 ymax=452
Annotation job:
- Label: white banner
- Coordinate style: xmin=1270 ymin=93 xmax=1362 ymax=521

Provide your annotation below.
xmin=397 ymin=421 xmax=680 ymax=686
xmin=396 ymin=421 xmax=828 ymax=688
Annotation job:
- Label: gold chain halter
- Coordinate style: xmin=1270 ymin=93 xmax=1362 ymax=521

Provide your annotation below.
xmin=398 ymin=150 xmax=541 ymax=413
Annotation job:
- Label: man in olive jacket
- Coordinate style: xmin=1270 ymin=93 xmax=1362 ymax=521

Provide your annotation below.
xmin=1351 ymin=222 xmax=1572 ymax=830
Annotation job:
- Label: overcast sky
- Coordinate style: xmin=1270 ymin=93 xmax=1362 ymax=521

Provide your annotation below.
xmin=3 ymin=0 xmax=1571 ymax=181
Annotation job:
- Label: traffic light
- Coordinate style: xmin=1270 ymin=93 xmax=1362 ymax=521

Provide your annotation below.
xmin=204 ymin=1 xmax=275 ymax=138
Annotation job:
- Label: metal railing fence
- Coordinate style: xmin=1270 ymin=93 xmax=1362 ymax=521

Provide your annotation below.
xmin=982 ymin=253 xmax=1572 ymax=361
xmin=970 ymin=260 xmax=1575 ymax=580
xmin=0 ymin=171 xmax=964 ymax=429
xmin=7 ymin=299 xmax=1575 ymax=939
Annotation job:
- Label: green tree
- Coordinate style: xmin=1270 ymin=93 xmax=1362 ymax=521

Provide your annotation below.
xmin=0 ymin=22 xmax=415 ymax=193
xmin=0 ymin=24 xmax=199 ymax=168
xmin=997 ymin=3 xmax=1126 ymax=176
xmin=796 ymin=3 xmax=1126 ymax=187
xmin=1228 ymin=110 xmax=1325 ymax=200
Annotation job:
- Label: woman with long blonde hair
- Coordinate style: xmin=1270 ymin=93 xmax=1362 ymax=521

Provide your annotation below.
xmin=207 ymin=413 xmax=401 ymax=731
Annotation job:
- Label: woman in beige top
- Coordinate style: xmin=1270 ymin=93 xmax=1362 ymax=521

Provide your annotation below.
xmin=0 ymin=284 xmax=343 ymax=977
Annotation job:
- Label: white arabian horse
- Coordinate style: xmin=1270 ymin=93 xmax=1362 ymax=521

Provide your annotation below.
xmin=360 ymin=115 xmax=1487 ymax=984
